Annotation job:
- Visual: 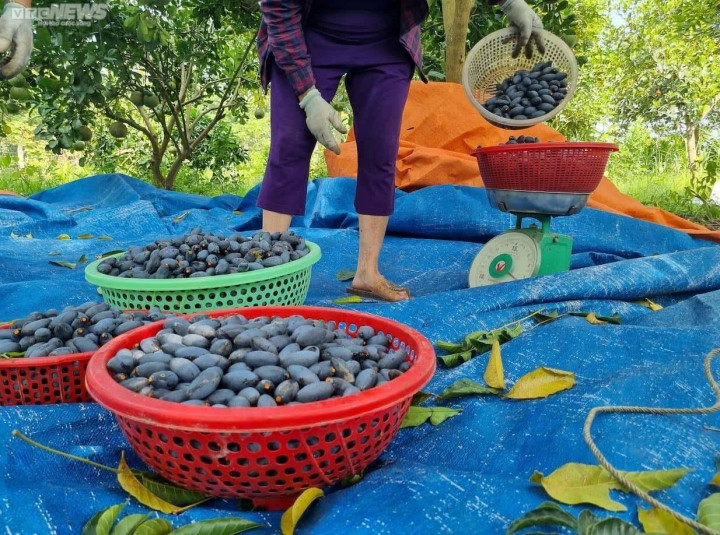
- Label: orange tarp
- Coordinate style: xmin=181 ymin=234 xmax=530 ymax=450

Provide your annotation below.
xmin=326 ymin=81 xmax=720 ymax=243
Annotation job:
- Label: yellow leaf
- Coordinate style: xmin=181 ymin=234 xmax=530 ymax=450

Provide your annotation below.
xmin=233 ymin=210 xmax=243 ymax=215
xmin=281 ymin=488 xmax=324 ymax=535
xmin=531 ymin=463 xmax=690 ymax=512
xmin=332 ymin=295 xmax=363 ymax=304
xmin=57 ymin=233 xmax=71 ymax=240
xmin=638 ymin=506 xmax=695 ymax=535
xmin=117 ymin=452 xmax=186 ymax=514
xmin=585 ymin=313 xmax=607 ymax=325
xmin=77 ymin=233 xmax=94 ymax=239
xmin=506 ymin=367 xmax=575 ymax=400
xmin=483 ymin=340 xmax=505 ymax=389
xmin=172 ymin=211 xmax=189 ymax=222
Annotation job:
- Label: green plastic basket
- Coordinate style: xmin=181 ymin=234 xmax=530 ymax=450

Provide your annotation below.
xmin=84 ymin=241 xmax=321 ymax=312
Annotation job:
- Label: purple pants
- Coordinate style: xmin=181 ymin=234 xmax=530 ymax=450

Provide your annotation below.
xmin=257 ymin=10 xmax=414 ymax=216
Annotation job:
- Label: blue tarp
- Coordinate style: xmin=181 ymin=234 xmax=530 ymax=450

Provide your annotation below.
xmin=2 ymin=174 xmax=720 ymax=534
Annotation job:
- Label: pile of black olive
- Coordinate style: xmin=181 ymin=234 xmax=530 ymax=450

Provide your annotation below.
xmin=96 ymin=228 xmax=309 ymax=279
xmin=0 ymin=302 xmax=172 ymax=357
xmin=107 ymin=313 xmax=412 ymax=407
xmin=500 ymin=135 xmax=541 ymax=145
xmin=483 ymin=61 xmax=568 ymax=120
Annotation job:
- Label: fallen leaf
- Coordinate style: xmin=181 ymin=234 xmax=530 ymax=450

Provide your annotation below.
xmin=586 ymin=517 xmax=642 ymax=534
xmin=483 ymin=340 xmax=505 ymax=389
xmin=530 ymin=463 xmax=690 ymax=512
xmin=335 ymin=269 xmax=356 ymax=281
xmin=638 ymin=506 xmax=695 ymax=535
xmin=77 ymin=233 xmax=94 ymax=239
xmin=340 ymin=472 xmax=364 ymax=488
xmin=139 ymin=474 xmax=210 ymax=507
xmin=569 ymin=312 xmax=621 ymax=324
xmin=169 ymin=517 xmax=261 ymax=534
xmin=48 ymin=251 xmax=62 ymax=256
xmin=96 ymin=235 xmax=113 ymax=240
xmin=172 ymin=211 xmax=189 ymax=222
xmin=77 ymin=254 xmax=88 ymax=265
xmin=698 ymin=493 xmax=720 ymax=532
xmin=400 ymin=406 xmax=462 ymax=428
xmin=436 ymin=379 xmax=502 ymax=401
xmin=117 ymin=452 xmax=187 ymax=514
xmin=635 ymin=298 xmax=663 ymax=311
xmin=411 ymin=391 xmax=434 ymax=405
xmin=506 ymin=501 xmax=577 ymax=534
xmin=81 ymin=503 xmax=125 ymax=535
xmin=49 ymin=260 xmax=77 ymax=269
xmin=584 ymin=313 xmax=607 ymax=325
xmin=97 ymin=249 xmax=125 ymax=260
xmin=108 ymin=513 xmax=150 ymax=535
xmin=57 ymin=233 xmax=71 ymax=240
xmin=131 ymin=518 xmax=173 ymax=535
xmin=10 ymin=232 xmax=32 ymax=239
xmin=438 ymin=350 xmax=473 ymax=368
xmin=281 ymin=488 xmax=324 ymax=535
xmin=233 ymin=210 xmax=243 ymax=215
xmin=332 ymin=295 xmax=363 ymax=304
xmin=506 ymin=367 xmax=575 ymax=400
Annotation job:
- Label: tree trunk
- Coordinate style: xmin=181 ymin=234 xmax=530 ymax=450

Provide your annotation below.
xmin=443 ymin=0 xmax=474 ymax=83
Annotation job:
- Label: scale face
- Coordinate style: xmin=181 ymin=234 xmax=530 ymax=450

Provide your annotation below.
xmin=469 ymin=230 xmax=541 ymax=286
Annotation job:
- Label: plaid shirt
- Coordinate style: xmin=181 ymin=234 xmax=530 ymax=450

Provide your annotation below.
xmin=257 ymin=1 xmax=447 ymax=96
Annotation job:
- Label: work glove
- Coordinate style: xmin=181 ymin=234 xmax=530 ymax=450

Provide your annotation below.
xmin=299 ymin=88 xmax=347 ymax=155
xmin=501 ymin=0 xmax=545 ymax=59
xmin=0 ymin=2 xmax=33 ymax=80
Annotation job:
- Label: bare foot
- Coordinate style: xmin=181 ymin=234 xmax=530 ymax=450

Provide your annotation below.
xmin=347 ymin=277 xmax=411 ymax=302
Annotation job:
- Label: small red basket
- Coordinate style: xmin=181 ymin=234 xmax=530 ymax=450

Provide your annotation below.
xmin=472 ymin=142 xmax=619 ymax=193
xmin=0 ymin=322 xmax=93 ymax=405
xmin=86 ymin=306 xmax=436 ymax=509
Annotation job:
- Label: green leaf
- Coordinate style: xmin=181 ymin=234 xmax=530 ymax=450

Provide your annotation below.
xmin=139 ymin=475 xmax=210 ymax=507
xmin=134 ymin=519 xmax=174 ymax=535
xmin=0 ymin=351 xmax=26 ymax=359
xmin=333 ymin=295 xmax=363 ymax=304
xmin=169 ymin=517 xmax=262 ymax=534
xmin=78 ymin=233 xmax=94 ymax=239
xmin=280 ymin=488 xmax=324 ymax=535
xmin=335 ymin=269 xmax=356 ymax=281
xmin=400 ymin=406 xmax=461 ymax=428
xmin=82 ymin=504 xmax=126 ymax=535
xmin=97 ymin=235 xmax=114 ymax=240
xmin=436 ymin=379 xmax=502 ymax=401
xmin=49 ymin=260 xmax=77 ymax=269
xmin=576 ymin=510 xmax=601 ymax=534
xmin=585 ymin=517 xmax=642 ymax=535
xmin=438 ymin=350 xmax=473 ymax=368
xmin=410 ymin=391 xmax=434 ymax=405
xmin=568 ymin=312 xmax=621 ymax=325
xmin=533 ymin=310 xmax=561 ymax=323
xmin=698 ymin=493 xmax=720 ymax=531
xmin=110 ymin=513 xmax=151 ymax=535
xmin=98 ymin=250 xmax=126 ymax=259
xmin=77 ymin=254 xmax=88 ymax=265
xmin=117 ymin=452 xmax=188 ymax=514
xmin=340 ymin=472 xmax=364 ymax=488
xmin=506 ymin=501 xmax=577 ymax=534
xmin=435 ymin=340 xmax=466 ymax=353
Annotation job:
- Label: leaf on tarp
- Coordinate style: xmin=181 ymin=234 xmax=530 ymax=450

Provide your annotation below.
xmin=411 ymin=391 xmax=434 ymax=405
xmin=634 ymin=298 xmax=663 ymax=311
xmin=335 ymin=269 xmax=356 ymax=281
xmin=332 ymin=295 xmax=363 ymax=304
xmin=57 ymin=233 xmax=72 ymax=240
xmin=77 ymin=254 xmax=88 ymax=265
xmin=506 ymin=367 xmax=575 ymax=400
xmin=133 ymin=518 xmax=174 ymax=535
xmin=97 ymin=250 xmax=125 ymax=260
xmin=0 ymin=351 xmax=25 ymax=359
xmin=436 ymin=379 xmax=502 ymax=401
xmin=117 ymin=452 xmax=188 ymax=514
xmin=584 ymin=313 xmax=608 ymax=325
xmin=233 ymin=210 xmax=243 ymax=216
xmin=169 ymin=517 xmax=262 ymax=535
xmin=109 ymin=513 xmax=150 ymax=535
xmin=400 ymin=406 xmax=462 ymax=428
xmin=698 ymin=493 xmax=720 ymax=532
xmin=530 ymin=463 xmax=690 ymax=512
xmin=585 ymin=517 xmax=642 ymax=535
xmin=711 ymin=457 xmax=720 ymax=487
xmin=82 ymin=503 xmax=125 ymax=535
xmin=64 ymin=205 xmax=94 ymax=215
xmin=637 ymin=506 xmax=694 ymax=535
xmin=280 ymin=488 xmax=324 ymax=535
xmin=48 ymin=251 xmax=62 ymax=256
xmin=483 ymin=340 xmax=505 ymax=389
xmin=172 ymin=211 xmax=189 ymax=222
xmin=506 ymin=501 xmax=577 ymax=534
xmin=49 ymin=260 xmax=77 ymax=269
xmin=340 ymin=472 xmax=364 ymax=488
xmin=139 ymin=474 xmax=210 ymax=507
xmin=569 ymin=311 xmax=621 ymax=325
xmin=10 ymin=231 xmax=32 ymax=239
xmin=78 ymin=233 xmax=94 ymax=239
xmin=576 ymin=509 xmax=601 ymax=534
xmin=438 ymin=350 xmax=473 ymax=368
xmin=533 ymin=309 xmax=561 ymax=323
xmin=435 ymin=340 xmax=465 ymax=353
xmin=97 ymin=235 xmax=113 ymax=241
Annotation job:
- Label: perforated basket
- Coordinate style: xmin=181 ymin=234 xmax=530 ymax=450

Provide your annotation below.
xmin=84 ymin=241 xmax=321 ymax=313
xmin=472 ymin=142 xmax=619 ymax=193
xmin=462 ymin=28 xmax=578 ymax=129
xmin=0 ymin=322 xmax=93 ymax=405
xmin=85 ymin=306 xmax=436 ymax=509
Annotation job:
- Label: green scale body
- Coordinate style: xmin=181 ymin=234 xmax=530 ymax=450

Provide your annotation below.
xmin=469 ymin=214 xmax=573 ymax=286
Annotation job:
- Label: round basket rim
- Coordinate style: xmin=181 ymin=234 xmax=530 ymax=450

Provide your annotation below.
xmin=471 ymin=141 xmax=619 ymax=156
xmin=85 ymin=306 xmax=437 ymax=432
xmin=462 ymin=28 xmax=579 ymax=129
xmin=0 ymin=321 xmax=93 ymax=368
xmin=84 ymin=240 xmax=322 ymax=291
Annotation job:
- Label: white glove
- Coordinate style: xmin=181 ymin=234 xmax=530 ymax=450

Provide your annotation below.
xmin=299 ymin=88 xmax=347 ymax=155
xmin=0 ymin=2 xmax=33 ymax=80
xmin=501 ymin=0 xmax=545 ymax=59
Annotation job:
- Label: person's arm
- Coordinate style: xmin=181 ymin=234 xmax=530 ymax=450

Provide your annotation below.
xmin=0 ymin=0 xmax=33 ymax=79
xmin=259 ymin=0 xmax=315 ymax=100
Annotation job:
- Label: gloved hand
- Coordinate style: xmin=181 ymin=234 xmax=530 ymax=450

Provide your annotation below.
xmin=0 ymin=2 xmax=33 ymax=80
xmin=501 ymin=0 xmax=545 ymax=59
xmin=299 ymin=88 xmax=347 ymax=155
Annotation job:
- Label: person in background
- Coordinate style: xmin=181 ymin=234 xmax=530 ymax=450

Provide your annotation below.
xmin=258 ymin=0 xmax=544 ymax=302
xmin=0 ymin=0 xmax=32 ymax=80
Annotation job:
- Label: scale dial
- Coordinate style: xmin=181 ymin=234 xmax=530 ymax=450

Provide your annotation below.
xmin=469 ymin=231 xmax=541 ymax=287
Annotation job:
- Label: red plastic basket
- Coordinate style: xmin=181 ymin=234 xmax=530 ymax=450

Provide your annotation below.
xmin=0 ymin=322 xmax=93 ymax=405
xmin=472 ymin=142 xmax=619 ymax=193
xmin=86 ymin=306 xmax=436 ymax=509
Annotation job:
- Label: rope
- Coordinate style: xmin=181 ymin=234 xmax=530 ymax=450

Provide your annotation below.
xmin=583 ymin=348 xmax=720 ymax=535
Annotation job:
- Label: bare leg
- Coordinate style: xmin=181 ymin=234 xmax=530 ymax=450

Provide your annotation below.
xmin=350 ymin=214 xmax=410 ymax=302
xmin=262 ymin=210 xmax=292 ymax=233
